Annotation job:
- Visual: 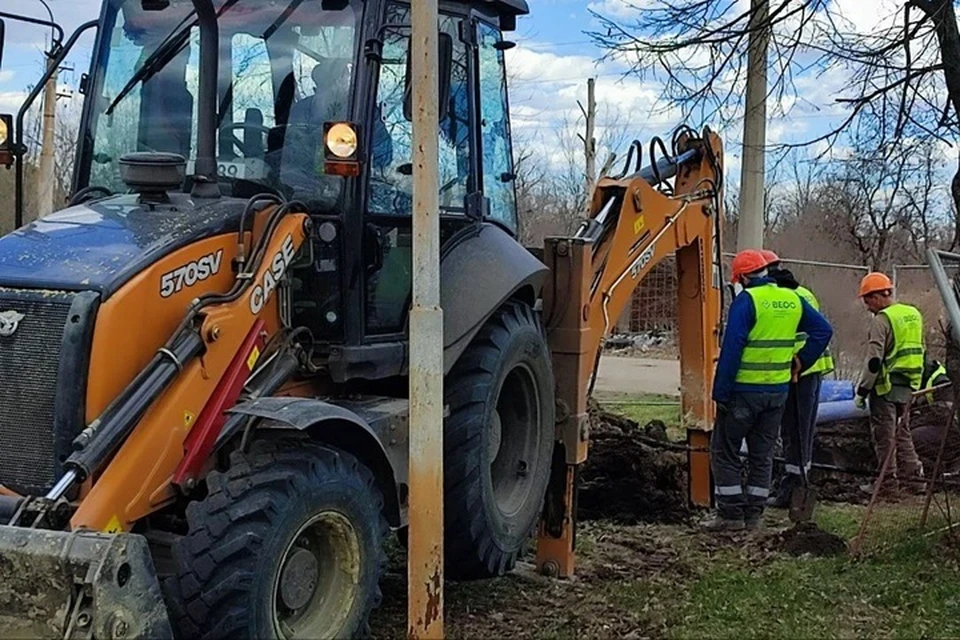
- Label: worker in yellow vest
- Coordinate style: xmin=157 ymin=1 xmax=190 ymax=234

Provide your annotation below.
xmin=706 ymin=250 xmax=832 ymax=531
xmin=760 ymin=251 xmax=836 ymax=508
xmin=854 ymin=272 xmax=924 ymax=498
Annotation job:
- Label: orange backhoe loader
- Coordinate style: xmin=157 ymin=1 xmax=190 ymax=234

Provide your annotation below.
xmin=0 ymin=0 xmax=721 ymax=637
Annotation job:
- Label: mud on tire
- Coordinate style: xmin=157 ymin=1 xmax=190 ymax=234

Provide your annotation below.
xmin=164 ymin=437 xmax=388 ymax=640
xmin=444 ymin=300 xmax=555 ymax=579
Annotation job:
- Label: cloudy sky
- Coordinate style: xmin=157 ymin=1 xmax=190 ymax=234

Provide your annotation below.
xmin=0 ymin=0 xmax=924 ymax=183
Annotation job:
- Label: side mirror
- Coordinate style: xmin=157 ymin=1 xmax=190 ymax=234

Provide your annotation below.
xmin=0 ymin=114 xmax=13 ymax=168
xmin=0 ymin=19 xmax=6 ymax=70
xmin=403 ymin=32 xmax=453 ymax=123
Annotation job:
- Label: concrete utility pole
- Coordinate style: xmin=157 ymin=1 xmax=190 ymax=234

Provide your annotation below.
xmin=36 ymin=54 xmax=58 ymax=221
xmin=407 ymin=0 xmax=444 ymax=637
xmin=580 ymin=77 xmax=597 ymax=213
xmin=736 ymin=0 xmax=769 ymax=250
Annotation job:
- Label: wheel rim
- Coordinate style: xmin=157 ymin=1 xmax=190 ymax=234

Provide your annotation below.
xmin=490 ymin=363 xmax=542 ymax=519
xmin=271 ymin=511 xmax=361 ymax=639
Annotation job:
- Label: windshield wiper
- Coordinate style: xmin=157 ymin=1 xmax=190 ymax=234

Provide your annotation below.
xmin=104 ymin=12 xmax=197 ymax=116
xmin=104 ymin=0 xmax=243 ymax=116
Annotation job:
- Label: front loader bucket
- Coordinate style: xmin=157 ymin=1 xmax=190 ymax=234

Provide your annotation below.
xmin=0 ymin=526 xmax=172 ymax=639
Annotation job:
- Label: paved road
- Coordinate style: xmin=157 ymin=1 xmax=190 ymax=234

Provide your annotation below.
xmin=594 ymin=356 xmax=681 ymax=397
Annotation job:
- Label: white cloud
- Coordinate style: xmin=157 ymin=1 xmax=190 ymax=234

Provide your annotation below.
xmin=586 ymin=0 xmax=659 ymax=20
xmin=829 ymin=0 xmax=903 ymax=35
xmin=0 ymin=91 xmax=28 ymax=112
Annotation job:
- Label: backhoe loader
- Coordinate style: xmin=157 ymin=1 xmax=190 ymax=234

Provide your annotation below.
xmin=0 ymin=0 xmax=723 ymax=637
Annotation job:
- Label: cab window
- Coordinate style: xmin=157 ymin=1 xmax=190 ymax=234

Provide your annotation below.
xmin=477 ymin=21 xmax=517 ymax=230
xmin=368 ymin=3 xmax=471 ymax=216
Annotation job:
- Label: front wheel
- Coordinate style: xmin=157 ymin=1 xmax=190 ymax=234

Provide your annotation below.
xmin=444 ymin=300 xmax=555 ymax=579
xmin=164 ymin=437 xmax=388 ymax=639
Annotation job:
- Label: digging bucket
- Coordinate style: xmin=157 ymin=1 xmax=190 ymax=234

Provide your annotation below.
xmin=0 ymin=526 xmax=172 ymax=639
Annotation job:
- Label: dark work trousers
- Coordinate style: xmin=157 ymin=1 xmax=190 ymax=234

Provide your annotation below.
xmin=711 ymin=391 xmax=789 ymax=520
xmin=781 ymin=373 xmax=822 ymax=478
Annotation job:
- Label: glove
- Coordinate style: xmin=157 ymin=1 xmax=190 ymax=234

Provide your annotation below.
xmin=855 ymin=395 xmax=867 ymax=410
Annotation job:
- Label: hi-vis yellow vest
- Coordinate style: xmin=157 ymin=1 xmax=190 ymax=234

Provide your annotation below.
xmin=876 ymin=303 xmax=924 ymax=395
xmin=794 ymin=286 xmax=835 ymax=377
xmin=735 ymin=284 xmax=804 ymax=385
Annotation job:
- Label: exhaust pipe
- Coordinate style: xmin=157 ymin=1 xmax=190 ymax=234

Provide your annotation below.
xmin=190 ymin=0 xmax=220 ymax=199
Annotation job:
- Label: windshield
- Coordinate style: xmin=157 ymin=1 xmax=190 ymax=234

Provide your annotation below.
xmin=88 ymin=0 xmax=360 ymax=206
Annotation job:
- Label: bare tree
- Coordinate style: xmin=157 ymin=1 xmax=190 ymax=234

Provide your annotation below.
xmin=815 ymin=133 xmax=945 ymax=269
xmin=588 ymin=0 xmax=960 ymax=241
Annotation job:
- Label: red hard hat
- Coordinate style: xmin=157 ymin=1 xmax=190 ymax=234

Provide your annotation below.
xmin=730 ymin=250 xmax=768 ymax=283
xmin=760 ymin=249 xmax=780 ymax=266
xmin=858 ymin=272 xmax=894 ymax=298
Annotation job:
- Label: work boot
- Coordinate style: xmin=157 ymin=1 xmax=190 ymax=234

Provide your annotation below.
xmin=744 ymin=514 xmax=765 ymax=531
xmin=767 ymin=476 xmax=797 ymax=509
xmin=860 ymin=482 xmax=901 ymax=503
xmin=700 ymin=514 xmax=745 ymax=532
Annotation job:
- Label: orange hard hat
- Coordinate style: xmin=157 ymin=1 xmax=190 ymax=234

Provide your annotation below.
xmin=730 ymin=249 xmax=768 ymax=283
xmin=858 ymin=272 xmax=894 ymax=298
xmin=760 ymin=249 xmax=780 ymax=266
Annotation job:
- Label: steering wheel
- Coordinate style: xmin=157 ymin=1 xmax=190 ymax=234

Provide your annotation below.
xmin=218 ymin=122 xmax=272 ymax=156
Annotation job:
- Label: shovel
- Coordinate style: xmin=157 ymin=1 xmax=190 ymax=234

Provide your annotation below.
xmin=788 ymin=369 xmax=818 ymax=523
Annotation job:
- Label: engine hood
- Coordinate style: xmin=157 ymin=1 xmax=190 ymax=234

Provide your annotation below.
xmin=0 ymin=194 xmax=247 ymax=298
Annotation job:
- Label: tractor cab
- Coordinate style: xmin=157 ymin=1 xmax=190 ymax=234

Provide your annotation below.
xmin=0 ymin=0 xmax=532 ymax=380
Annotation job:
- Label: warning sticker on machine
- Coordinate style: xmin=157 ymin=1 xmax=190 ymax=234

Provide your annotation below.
xmin=247 ymin=346 xmax=260 ymax=371
xmin=104 ymin=515 xmax=124 ymax=533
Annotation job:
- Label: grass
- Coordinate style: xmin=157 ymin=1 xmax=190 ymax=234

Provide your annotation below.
xmin=594 ymin=391 xmax=683 ymax=440
xmin=587 ymin=400 xmax=960 ymax=638
xmin=600 ymin=503 xmax=960 ymax=639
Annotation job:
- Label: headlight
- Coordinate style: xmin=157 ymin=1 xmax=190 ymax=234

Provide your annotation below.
xmin=325 ymin=123 xmax=358 ymax=159
xmin=0 ymin=119 xmax=8 ymax=148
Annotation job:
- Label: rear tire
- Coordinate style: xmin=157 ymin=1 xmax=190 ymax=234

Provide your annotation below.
xmin=444 ymin=300 xmax=555 ymax=579
xmin=164 ymin=437 xmax=388 ymax=640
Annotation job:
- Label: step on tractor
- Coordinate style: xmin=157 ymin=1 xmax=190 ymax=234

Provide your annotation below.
xmin=0 ymin=0 xmax=723 ymax=637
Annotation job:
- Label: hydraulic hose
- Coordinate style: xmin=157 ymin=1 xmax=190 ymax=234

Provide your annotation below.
xmin=54 ymin=329 xmax=204 ymax=496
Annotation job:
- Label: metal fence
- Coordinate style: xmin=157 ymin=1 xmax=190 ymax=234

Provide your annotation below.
xmin=614 ymin=254 xmax=960 ymax=379
xmin=615 ymin=253 xmax=872 ymax=378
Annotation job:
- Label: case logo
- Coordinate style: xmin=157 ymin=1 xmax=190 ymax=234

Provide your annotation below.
xmin=0 ymin=310 xmax=24 ymax=337
xmin=250 ymin=235 xmax=297 ymax=315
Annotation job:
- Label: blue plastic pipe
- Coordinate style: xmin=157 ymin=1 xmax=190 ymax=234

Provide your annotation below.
xmin=816 ymin=399 xmax=869 ymax=424
xmin=820 ymin=379 xmax=855 ymax=403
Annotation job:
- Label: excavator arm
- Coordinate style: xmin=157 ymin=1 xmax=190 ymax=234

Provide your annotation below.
xmin=537 ymin=127 xmax=724 ymax=577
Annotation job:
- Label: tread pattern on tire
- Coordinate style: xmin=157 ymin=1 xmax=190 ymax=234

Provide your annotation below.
xmin=443 ymin=300 xmax=552 ymax=579
xmin=164 ymin=437 xmax=388 ymax=640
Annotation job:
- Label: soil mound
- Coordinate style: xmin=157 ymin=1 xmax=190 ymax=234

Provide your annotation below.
xmin=770 ymin=522 xmax=847 ymax=557
xmin=579 ymin=403 xmax=690 ymax=524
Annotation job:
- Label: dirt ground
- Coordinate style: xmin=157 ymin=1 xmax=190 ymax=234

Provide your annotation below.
xmin=369 ymin=517 xmax=845 ymax=639
xmin=579 ymin=401 xmax=689 ymax=524
xmin=368 ymin=398 xmax=960 ymax=639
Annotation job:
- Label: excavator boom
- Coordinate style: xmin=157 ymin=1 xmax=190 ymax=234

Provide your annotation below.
xmin=537 ymin=128 xmax=724 ymax=577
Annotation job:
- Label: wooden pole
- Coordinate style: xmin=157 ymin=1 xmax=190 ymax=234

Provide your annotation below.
xmin=736 ymin=0 xmax=769 ymax=250
xmin=36 ymin=55 xmax=57 ymax=221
